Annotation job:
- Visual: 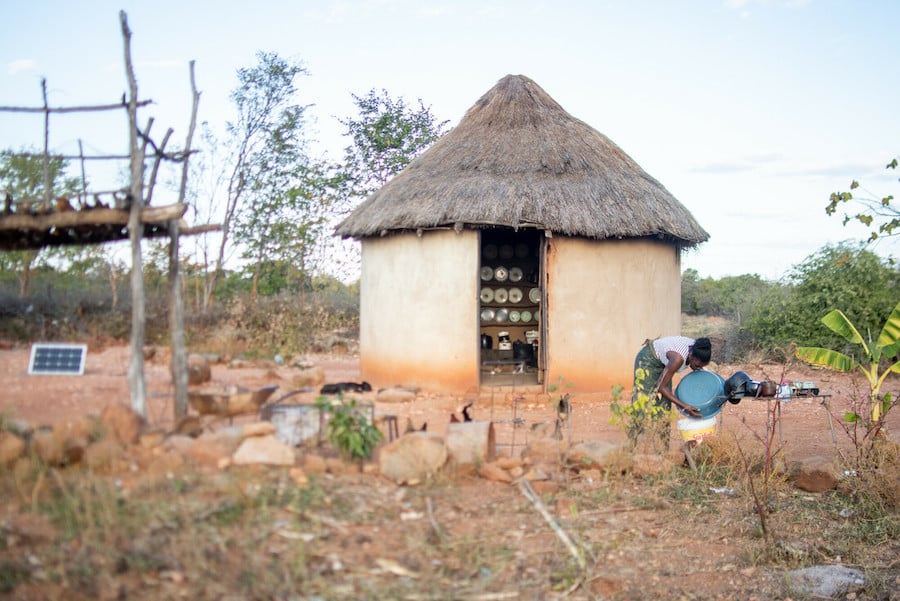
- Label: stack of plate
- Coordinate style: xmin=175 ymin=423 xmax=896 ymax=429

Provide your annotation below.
xmin=508 ymin=287 xmax=523 ymax=303
xmin=529 ymin=288 xmax=541 ymax=303
xmin=480 ymin=287 xmax=494 ymax=303
xmin=494 ymin=288 xmax=508 ymax=303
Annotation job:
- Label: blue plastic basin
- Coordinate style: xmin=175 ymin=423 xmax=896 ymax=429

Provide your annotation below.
xmin=675 ymin=370 xmax=727 ymax=418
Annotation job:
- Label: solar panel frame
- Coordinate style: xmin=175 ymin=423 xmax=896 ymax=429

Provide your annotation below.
xmin=28 ymin=343 xmax=88 ymax=376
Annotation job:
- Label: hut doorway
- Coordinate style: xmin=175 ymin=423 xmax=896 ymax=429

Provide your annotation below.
xmin=479 ymin=229 xmax=543 ymax=387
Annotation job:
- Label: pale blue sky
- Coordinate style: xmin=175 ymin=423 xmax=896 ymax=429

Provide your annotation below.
xmin=2 ymin=0 xmax=898 ymax=280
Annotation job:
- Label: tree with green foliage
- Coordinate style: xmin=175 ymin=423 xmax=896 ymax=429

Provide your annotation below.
xmin=235 ymin=159 xmax=344 ymax=301
xmin=826 ymin=157 xmax=899 ymax=242
xmin=203 ymin=51 xmax=312 ymax=310
xmin=681 ymin=268 xmax=772 ymax=319
xmin=0 ymin=150 xmax=80 ymax=297
xmin=338 ymin=88 xmax=449 ymax=202
xmin=744 ymin=243 xmax=900 ymax=356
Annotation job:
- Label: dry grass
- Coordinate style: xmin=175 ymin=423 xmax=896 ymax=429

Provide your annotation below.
xmin=2 ymin=432 xmax=898 ymax=600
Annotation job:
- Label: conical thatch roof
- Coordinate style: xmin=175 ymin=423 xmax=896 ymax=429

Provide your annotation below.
xmin=336 ymin=74 xmax=709 ymax=246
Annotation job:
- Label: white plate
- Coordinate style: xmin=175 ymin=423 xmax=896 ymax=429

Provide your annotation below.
xmin=509 ymin=310 xmax=521 ymax=323
xmin=521 ymin=310 xmax=532 ymax=322
xmin=509 ymin=267 xmax=523 ymax=282
xmin=480 ymin=308 xmax=495 ymax=322
xmin=480 ymin=287 xmax=494 ymax=303
xmin=480 ymin=266 xmax=493 ymax=281
xmin=508 ymin=287 xmax=523 ymax=303
xmin=529 ymin=287 xmax=541 ymax=303
xmin=495 ymin=308 xmax=509 ymax=322
xmin=483 ymin=244 xmax=498 ymax=259
xmin=499 ymin=244 xmax=514 ymax=259
xmin=493 ymin=266 xmax=508 ymax=282
xmin=494 ymin=288 xmax=508 ymax=303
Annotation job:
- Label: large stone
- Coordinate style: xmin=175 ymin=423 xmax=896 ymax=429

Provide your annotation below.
xmin=184 ymin=428 xmax=245 ymax=468
xmin=478 ymin=462 xmax=512 ymax=483
xmin=0 ymin=431 xmax=25 ymax=467
xmin=188 ymin=354 xmax=212 ymax=385
xmin=790 ymin=456 xmax=839 ymax=493
xmin=32 ymin=429 xmax=64 ymax=465
xmin=232 ymin=434 xmax=296 ymax=466
xmin=378 ymin=432 xmax=447 ymax=484
xmin=785 ymin=565 xmax=865 ymax=598
xmin=567 ymin=440 xmax=624 ymax=470
xmin=100 ymin=403 xmax=145 ymax=445
xmin=242 ymin=421 xmax=276 ymax=438
xmin=521 ymin=437 xmax=567 ymax=466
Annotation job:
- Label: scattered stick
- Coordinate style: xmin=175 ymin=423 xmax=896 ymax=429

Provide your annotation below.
xmin=425 ymin=496 xmax=445 ymax=542
xmin=517 ymin=479 xmax=586 ymax=570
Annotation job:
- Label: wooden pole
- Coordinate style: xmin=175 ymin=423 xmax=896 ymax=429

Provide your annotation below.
xmin=171 ymin=60 xmax=200 ymax=418
xmin=121 ymin=10 xmax=147 ymax=417
xmin=41 ymin=79 xmax=51 ymax=211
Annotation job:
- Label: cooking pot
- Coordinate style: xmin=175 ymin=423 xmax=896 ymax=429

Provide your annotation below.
xmin=757 ymin=380 xmax=778 ymax=397
xmin=724 ymin=370 xmax=752 ymax=402
xmin=481 ymin=334 xmax=492 ymax=350
xmin=513 ymin=340 xmax=534 ymax=362
xmin=746 ymin=380 xmax=778 ymax=398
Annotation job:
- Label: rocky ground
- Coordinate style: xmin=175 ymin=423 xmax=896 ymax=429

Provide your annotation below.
xmin=0 ymin=343 xmax=898 ymax=600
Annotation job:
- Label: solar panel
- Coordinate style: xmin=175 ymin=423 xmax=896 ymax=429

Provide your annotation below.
xmin=28 ymin=343 xmax=88 ymax=376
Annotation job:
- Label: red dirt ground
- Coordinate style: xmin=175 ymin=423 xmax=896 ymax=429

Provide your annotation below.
xmin=2 ymin=342 xmax=897 ymax=462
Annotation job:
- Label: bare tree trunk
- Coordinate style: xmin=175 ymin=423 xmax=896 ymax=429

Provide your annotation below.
xmin=121 ymin=10 xmax=147 ymax=417
xmin=109 ymin=264 xmax=120 ymax=309
xmin=18 ymin=251 xmax=36 ymax=298
xmin=171 ymin=60 xmax=200 ymax=419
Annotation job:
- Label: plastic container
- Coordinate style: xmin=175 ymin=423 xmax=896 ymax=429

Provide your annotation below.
xmin=677 ymin=416 xmax=718 ymax=443
xmin=674 ymin=370 xmax=727 ymax=418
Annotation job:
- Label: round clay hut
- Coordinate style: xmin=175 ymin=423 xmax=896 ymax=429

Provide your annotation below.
xmin=336 ymin=74 xmax=709 ymax=394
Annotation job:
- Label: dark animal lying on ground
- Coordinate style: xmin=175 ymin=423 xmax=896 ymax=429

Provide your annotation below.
xmin=319 ymin=381 xmax=372 ymax=395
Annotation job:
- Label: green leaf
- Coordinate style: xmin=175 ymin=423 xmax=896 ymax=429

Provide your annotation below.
xmin=796 ymin=347 xmax=854 ymax=371
xmin=875 ymin=301 xmax=900 ymax=352
xmin=820 ymin=309 xmax=866 ymax=347
xmin=844 ymin=412 xmax=860 ymax=423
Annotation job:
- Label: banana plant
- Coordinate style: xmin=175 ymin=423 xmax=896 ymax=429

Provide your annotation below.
xmin=796 ymin=300 xmax=900 ymax=422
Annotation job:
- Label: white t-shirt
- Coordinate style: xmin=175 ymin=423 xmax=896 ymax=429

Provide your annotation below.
xmin=652 ymin=336 xmax=695 ymax=371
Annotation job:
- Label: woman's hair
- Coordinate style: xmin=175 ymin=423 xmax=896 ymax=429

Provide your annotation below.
xmin=691 ymin=337 xmax=712 ymax=363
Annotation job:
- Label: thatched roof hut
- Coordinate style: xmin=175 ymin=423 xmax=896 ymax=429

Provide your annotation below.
xmin=336 ymin=74 xmax=708 ymax=245
xmin=336 ymin=75 xmax=708 ymax=394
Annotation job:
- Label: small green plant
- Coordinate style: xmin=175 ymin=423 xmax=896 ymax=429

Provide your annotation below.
xmin=315 ymin=395 xmax=383 ymax=461
xmin=610 ymin=369 xmax=668 ymax=448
